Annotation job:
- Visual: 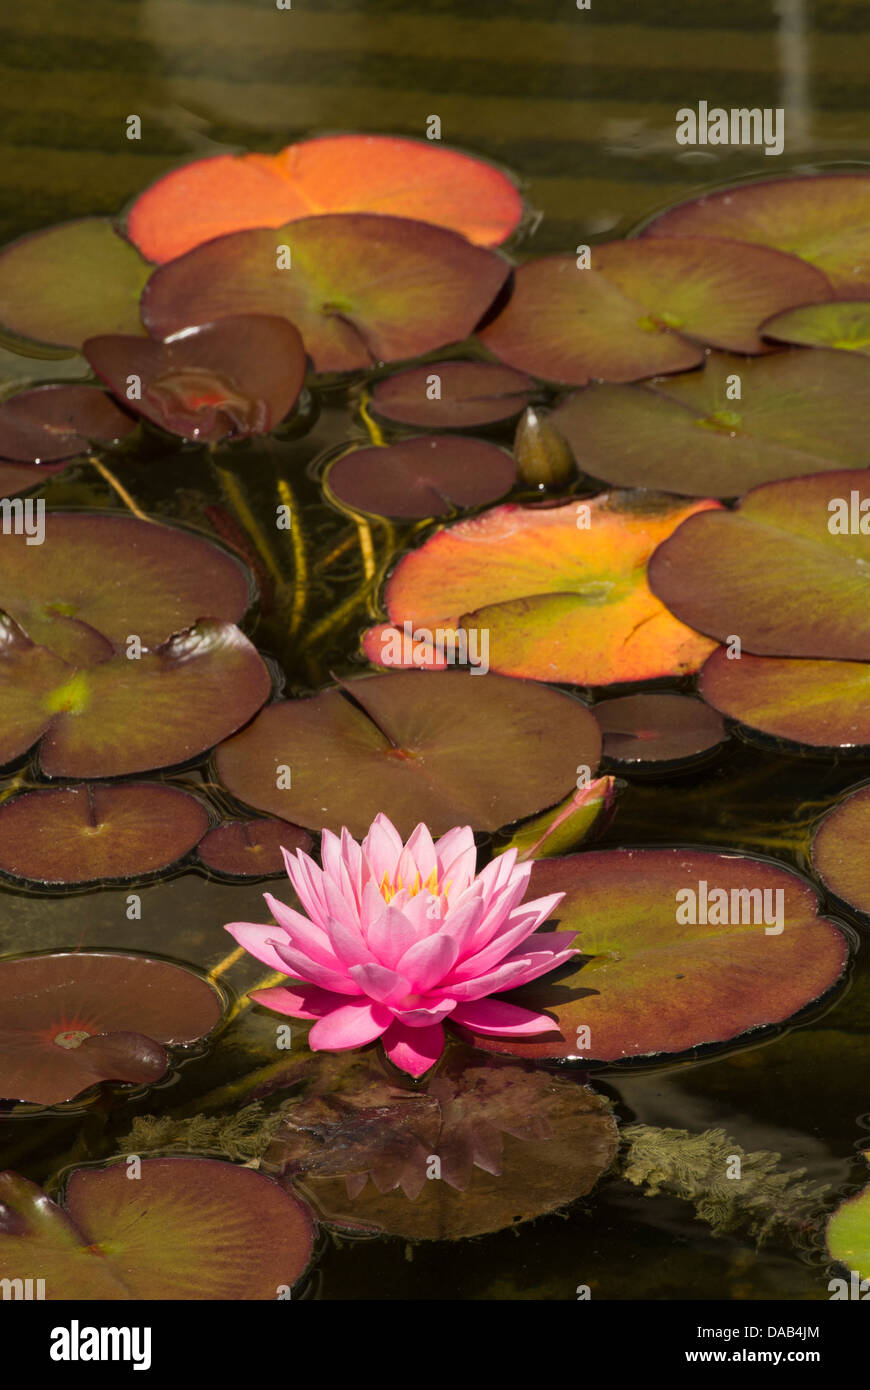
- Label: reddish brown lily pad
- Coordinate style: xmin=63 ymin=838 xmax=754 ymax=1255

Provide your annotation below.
xmin=0 ymin=951 xmax=222 ymax=1104
xmin=594 ymin=693 xmax=726 ymax=765
xmin=812 ymin=783 xmax=870 ymax=918
xmin=0 ymin=1158 xmax=315 ymax=1297
xmin=370 ymin=361 xmax=537 ymax=429
xmin=215 ymin=669 xmax=601 ymax=838
xmin=141 ymin=214 xmax=511 ymax=374
xmin=0 ymin=460 xmax=68 ymax=496
xmin=325 ymin=436 xmax=516 ymax=519
xmin=0 ymin=783 xmax=209 ymax=885
xmin=0 ymin=385 xmax=136 ymax=464
xmin=699 ymin=649 xmax=870 ymax=751
xmin=84 ymin=315 xmax=306 ymax=442
xmin=127 ymin=135 xmax=523 ymax=263
xmin=762 ymin=302 xmax=870 ymax=355
xmin=196 ymin=819 xmax=311 ymax=877
xmin=460 ymin=849 xmax=849 ymax=1063
xmin=478 ymin=238 xmax=829 ymax=385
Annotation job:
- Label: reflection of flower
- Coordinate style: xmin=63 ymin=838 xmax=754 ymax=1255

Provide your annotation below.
xmin=225 ymin=814 xmax=574 ymax=1078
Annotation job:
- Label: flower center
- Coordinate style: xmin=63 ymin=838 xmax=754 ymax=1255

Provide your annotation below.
xmin=379 ymin=868 xmax=443 ymax=904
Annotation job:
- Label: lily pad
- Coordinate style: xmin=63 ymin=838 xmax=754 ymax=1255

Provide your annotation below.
xmin=699 ymin=649 xmax=870 ymax=751
xmin=196 ymin=818 xmax=312 ymax=878
xmin=0 ymin=616 xmax=271 ymax=778
xmin=0 ymin=385 xmax=136 ymax=464
xmin=0 ymin=951 xmax=222 ymax=1104
xmin=552 ymin=350 xmax=870 ymax=498
xmin=215 ymin=669 xmax=601 ymax=838
xmin=325 ymin=436 xmax=516 ymax=519
xmin=141 ymin=214 xmax=511 ymax=374
xmin=0 ymin=219 xmax=151 ymax=350
xmin=127 ymin=134 xmax=523 ymax=263
xmin=84 ymin=315 xmax=306 ymax=442
xmin=648 ymin=470 xmax=870 ymax=660
xmin=370 ymin=361 xmax=537 ymax=429
xmin=811 ymin=784 xmax=870 ymax=917
xmin=0 ymin=511 xmax=252 ymax=666
xmin=0 ymin=1158 xmax=315 ymax=1296
xmin=762 ymin=302 xmax=870 ymax=355
xmin=496 ymin=776 xmax=618 ymax=861
xmin=594 ymin=693 xmax=726 ymax=766
xmin=641 ymin=173 xmax=870 ymax=298
xmin=0 ymin=783 xmax=209 ymax=885
xmin=363 ymin=494 xmax=720 ymax=686
xmin=460 ymin=849 xmax=849 ymax=1063
xmin=265 ymin=1047 xmax=618 ymax=1241
xmin=827 ymin=1183 xmax=870 ymax=1281
xmin=478 ymin=238 xmax=829 ymax=385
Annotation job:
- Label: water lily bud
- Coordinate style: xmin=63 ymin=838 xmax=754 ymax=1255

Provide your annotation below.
xmin=514 ymin=406 xmax=577 ymax=489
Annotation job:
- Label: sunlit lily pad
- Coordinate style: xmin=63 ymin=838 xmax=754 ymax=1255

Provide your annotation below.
xmin=0 ymin=783 xmax=209 ymax=885
xmin=496 ymin=776 xmax=618 ymax=861
xmin=0 ymin=384 xmax=136 ymax=464
xmin=325 ymin=436 xmax=516 ymax=519
xmin=478 ymin=238 xmax=829 ymax=385
xmin=265 ymin=1048 xmax=617 ymax=1241
xmin=595 ymin=693 xmax=726 ymax=766
xmin=127 ymin=134 xmax=523 ymax=263
xmin=811 ymin=784 xmax=870 ymax=917
xmin=552 ymin=350 xmax=870 ymax=498
xmin=196 ymin=818 xmax=312 ymax=877
xmin=364 ymin=494 xmax=720 ymax=685
xmin=641 ymin=173 xmax=870 ymax=298
xmin=215 ymin=669 xmax=600 ymax=837
xmin=0 ymin=1158 xmax=315 ymax=1296
xmin=0 ymin=219 xmax=151 ymax=350
xmin=699 ymin=650 xmax=870 ymax=751
xmin=763 ymin=302 xmax=870 ymax=355
xmin=142 ymin=215 xmax=511 ymax=374
xmin=827 ymin=1183 xmax=870 ymax=1281
xmin=648 ymin=471 xmax=870 ymax=660
xmin=84 ymin=315 xmax=306 ymax=442
xmin=370 ymin=361 xmax=537 ymax=429
xmin=460 ymin=849 xmax=849 ymax=1063
xmin=0 ymin=951 xmax=222 ymax=1104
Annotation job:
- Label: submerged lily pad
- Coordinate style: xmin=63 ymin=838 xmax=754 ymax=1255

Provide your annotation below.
xmin=215 ymin=669 xmax=600 ymax=837
xmin=0 ymin=616 xmax=271 ymax=778
xmin=84 ymin=315 xmax=306 ymax=442
xmin=0 ymin=219 xmax=151 ymax=350
xmin=763 ymin=302 xmax=870 ymax=355
xmin=325 ymin=436 xmax=516 ymax=519
xmin=370 ymin=361 xmax=537 ymax=429
xmin=648 ymin=471 xmax=870 ymax=660
xmin=0 ymin=384 xmax=136 ymax=464
xmin=127 ymin=134 xmax=523 ymax=263
xmin=460 ymin=849 xmax=849 ymax=1063
xmin=0 ymin=1158 xmax=315 ymax=1296
xmin=595 ymin=693 xmax=726 ymax=766
xmin=478 ymin=238 xmax=829 ymax=385
xmin=699 ymin=650 xmax=870 ymax=751
xmin=364 ymin=494 xmax=720 ymax=685
xmin=142 ymin=215 xmax=511 ymax=374
xmin=552 ymin=350 xmax=870 ymax=498
xmin=0 ymin=951 xmax=222 ymax=1104
xmin=811 ymin=784 xmax=870 ymax=917
xmin=196 ymin=818 xmax=312 ymax=877
xmin=827 ymin=1182 xmax=870 ymax=1281
xmin=0 ymin=783 xmax=209 ymax=885
xmin=641 ymin=173 xmax=870 ymax=298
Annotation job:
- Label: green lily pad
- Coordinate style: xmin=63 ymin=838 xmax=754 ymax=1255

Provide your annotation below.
xmin=478 ymin=238 xmax=829 ymax=386
xmin=763 ymin=302 xmax=870 ymax=355
xmin=496 ymin=775 xmax=618 ymax=861
xmin=0 ymin=951 xmax=223 ymax=1105
xmin=363 ymin=494 xmax=720 ymax=685
xmin=196 ymin=818 xmax=311 ymax=878
xmin=0 ymin=783 xmax=210 ymax=885
xmin=370 ymin=361 xmax=537 ymax=429
xmin=648 ymin=471 xmax=870 ymax=660
xmin=324 ymin=436 xmax=516 ymax=519
xmin=552 ymin=350 xmax=870 ymax=498
xmin=215 ymin=669 xmax=601 ymax=838
xmin=811 ymin=783 xmax=870 ymax=917
xmin=459 ymin=849 xmax=849 ymax=1063
xmin=699 ymin=649 xmax=870 ymax=751
xmin=141 ymin=214 xmax=511 ymax=374
xmin=0 ymin=1158 xmax=315 ymax=1297
xmin=0 ymin=219 xmax=151 ymax=350
xmin=641 ymin=173 xmax=870 ymax=298
xmin=827 ymin=1183 xmax=870 ymax=1281
xmin=0 ymin=384 xmax=136 ymax=464
xmin=594 ymin=693 xmax=727 ymax=766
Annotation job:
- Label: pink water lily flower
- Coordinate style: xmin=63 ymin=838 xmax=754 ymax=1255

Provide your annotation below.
xmin=225 ymin=813 xmax=575 ymax=1078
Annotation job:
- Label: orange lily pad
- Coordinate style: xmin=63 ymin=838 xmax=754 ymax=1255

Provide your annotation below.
xmin=699 ymin=649 xmax=870 ymax=751
xmin=812 ymin=783 xmax=870 ymax=918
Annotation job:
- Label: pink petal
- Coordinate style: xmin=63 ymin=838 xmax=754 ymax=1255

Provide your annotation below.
xmin=439 ymin=891 xmax=486 ymax=956
xmin=396 ymin=932 xmax=459 ymax=992
xmin=324 ymin=914 xmax=373 ymax=968
xmin=283 ymin=848 xmax=330 ymax=926
xmin=452 ymin=922 xmax=572 ymax=982
xmin=348 ymin=961 xmax=409 ymax=1005
xmin=271 ymin=940 xmax=361 ymax=995
xmin=506 ymin=891 xmax=565 ymax=934
xmin=362 ymin=813 xmax=404 ymax=884
xmin=247 ymin=982 xmax=341 ymax=1018
xmin=434 ymin=825 xmax=477 ymax=892
xmin=443 ymin=957 xmax=545 ymax=1001
xmin=449 ymin=998 xmax=562 ymax=1036
xmin=224 ymin=921 xmax=290 ymax=973
xmin=486 ymin=945 xmax=579 ymax=991
xmin=462 ymin=874 xmax=534 ymax=955
xmin=308 ymin=999 xmax=393 ymax=1050
xmin=403 ymin=822 xmax=438 ymax=881
xmin=264 ymin=893 xmax=341 ymax=967
xmin=381 ymin=1020 xmax=445 ymax=1078
xmin=365 ymin=901 xmax=420 ymax=968
xmin=390 ymin=998 xmax=457 ymax=1027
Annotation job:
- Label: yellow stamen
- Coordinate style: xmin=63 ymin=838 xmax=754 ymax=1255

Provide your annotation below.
xmin=378 ymin=867 xmax=443 ymax=903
